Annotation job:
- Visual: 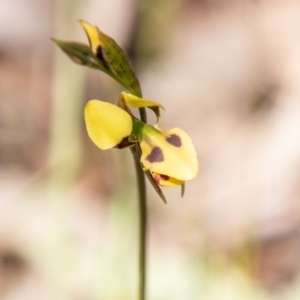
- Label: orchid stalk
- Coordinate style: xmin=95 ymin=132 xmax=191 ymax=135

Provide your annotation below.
xmin=53 ymin=20 xmax=199 ymax=300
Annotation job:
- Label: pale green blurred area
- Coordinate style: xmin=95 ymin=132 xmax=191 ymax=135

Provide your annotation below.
xmin=1 ymin=0 xmax=300 ymax=299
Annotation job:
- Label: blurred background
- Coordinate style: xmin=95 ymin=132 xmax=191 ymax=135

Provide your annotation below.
xmin=1 ymin=0 xmax=300 ymax=299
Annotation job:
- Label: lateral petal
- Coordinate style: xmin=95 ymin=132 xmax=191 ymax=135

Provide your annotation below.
xmin=140 ymin=126 xmax=199 ymax=181
xmin=85 ymin=100 xmax=132 ymax=150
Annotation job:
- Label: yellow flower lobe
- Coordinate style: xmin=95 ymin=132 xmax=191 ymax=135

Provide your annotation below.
xmin=85 ymin=100 xmax=132 ymax=150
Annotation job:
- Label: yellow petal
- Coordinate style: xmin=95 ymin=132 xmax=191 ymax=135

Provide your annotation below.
xmin=140 ymin=127 xmax=199 ymax=181
xmin=121 ymin=92 xmax=165 ymax=110
xmin=120 ymin=92 xmax=164 ymax=124
xmin=79 ymin=20 xmax=102 ymax=54
xmin=151 ymin=172 xmax=184 ymax=187
xmin=85 ymin=100 xmax=132 ymax=150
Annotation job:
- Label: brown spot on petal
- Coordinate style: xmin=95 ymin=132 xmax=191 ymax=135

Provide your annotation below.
xmin=166 ymin=134 xmax=181 ymax=147
xmin=146 ymin=147 xmax=164 ymax=163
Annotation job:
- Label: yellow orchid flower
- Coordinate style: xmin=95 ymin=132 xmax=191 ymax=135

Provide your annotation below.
xmin=84 ymin=96 xmax=199 ymax=188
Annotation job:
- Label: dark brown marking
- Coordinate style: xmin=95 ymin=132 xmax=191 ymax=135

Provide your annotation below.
xmin=146 ymin=147 xmax=164 ymax=163
xmin=159 ymin=174 xmax=169 ymax=180
xmin=115 ymin=136 xmax=134 ymax=149
xmin=152 ymin=173 xmax=170 ymax=184
xmin=166 ymin=134 xmax=181 ymax=147
xmin=96 ymin=46 xmax=109 ymax=68
xmin=96 ymin=46 xmax=105 ymax=60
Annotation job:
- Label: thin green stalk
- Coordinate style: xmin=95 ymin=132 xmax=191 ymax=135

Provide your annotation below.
xmin=136 ymin=107 xmax=147 ymax=300
xmin=132 ymin=145 xmax=147 ymax=300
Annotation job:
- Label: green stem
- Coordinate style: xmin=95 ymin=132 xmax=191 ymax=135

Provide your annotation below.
xmin=132 ymin=145 xmax=147 ymax=300
xmin=136 ymin=107 xmax=147 ymax=300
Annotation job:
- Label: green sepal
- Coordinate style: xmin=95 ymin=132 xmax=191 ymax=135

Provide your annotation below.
xmin=79 ymin=20 xmax=142 ymax=97
xmin=99 ymin=34 xmax=142 ymax=97
xmin=51 ymin=39 xmax=119 ymax=82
